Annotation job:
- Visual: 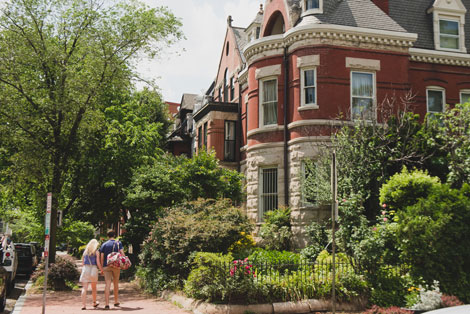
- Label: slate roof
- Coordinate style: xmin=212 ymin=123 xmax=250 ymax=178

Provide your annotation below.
xmin=298 ymin=0 xmax=406 ymax=33
xmin=180 ymin=93 xmax=198 ymax=111
xmin=388 ymin=0 xmax=470 ymax=51
xmin=232 ymin=26 xmax=249 ymax=63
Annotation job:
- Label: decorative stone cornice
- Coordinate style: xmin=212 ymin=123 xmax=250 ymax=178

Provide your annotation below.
xmin=238 ymin=68 xmax=248 ymax=86
xmin=409 ymin=48 xmax=470 ymax=67
xmin=244 ymin=24 xmax=417 ymax=66
xmin=246 ymin=141 xmax=284 ymax=153
xmin=288 ymin=119 xmax=353 ymax=130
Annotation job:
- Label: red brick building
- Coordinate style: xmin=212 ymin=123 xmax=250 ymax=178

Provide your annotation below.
xmin=171 ymin=0 xmax=470 ymax=246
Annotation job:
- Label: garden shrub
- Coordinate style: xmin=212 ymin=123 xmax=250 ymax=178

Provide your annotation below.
xmin=367 ymin=266 xmax=409 ymax=308
xmin=395 ymin=183 xmax=470 ymax=302
xmin=228 ymin=231 xmax=256 ymax=259
xmin=440 ymin=294 xmax=464 ymax=308
xmin=184 ymin=252 xmax=233 ymax=302
xmin=300 ymin=220 xmax=329 ymax=260
xmin=408 ymin=281 xmax=442 ymax=311
xmin=138 ymin=198 xmax=253 ymax=293
xmin=32 ymin=255 xmax=80 ymax=291
xmin=259 ymin=207 xmax=292 ymax=251
xmin=379 ymin=167 xmax=441 ymax=211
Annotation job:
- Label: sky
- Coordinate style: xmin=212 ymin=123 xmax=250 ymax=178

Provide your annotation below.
xmin=138 ymin=0 xmax=262 ymax=103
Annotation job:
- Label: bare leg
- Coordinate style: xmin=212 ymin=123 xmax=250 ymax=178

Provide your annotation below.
xmin=104 ymin=276 xmax=111 ymax=306
xmin=112 ymin=271 xmax=119 ymax=305
xmin=91 ymin=282 xmax=97 ymax=305
xmin=81 ymin=282 xmax=89 ymax=308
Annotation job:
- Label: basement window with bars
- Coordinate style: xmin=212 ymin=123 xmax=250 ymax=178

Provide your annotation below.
xmin=260 ymin=167 xmax=278 ymax=220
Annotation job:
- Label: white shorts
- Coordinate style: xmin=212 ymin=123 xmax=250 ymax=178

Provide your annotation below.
xmin=79 ymin=265 xmax=98 ymax=283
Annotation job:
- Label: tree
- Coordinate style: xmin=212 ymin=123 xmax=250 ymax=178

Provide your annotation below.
xmin=66 ymin=88 xmax=171 ymax=227
xmin=0 ymin=0 xmax=182 ymax=262
xmin=122 ymin=151 xmax=244 ymax=257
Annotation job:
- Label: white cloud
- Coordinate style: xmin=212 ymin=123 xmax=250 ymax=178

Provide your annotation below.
xmin=138 ymin=0 xmax=262 ymax=102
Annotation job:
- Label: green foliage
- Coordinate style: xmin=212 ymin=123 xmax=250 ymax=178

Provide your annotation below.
xmin=437 ymin=103 xmax=470 ymax=187
xmin=184 ymin=252 xmax=234 ymax=302
xmin=56 ymin=219 xmax=95 ymax=252
xmin=228 ymin=232 xmax=256 ymax=259
xmin=32 ymin=256 xmax=80 ymax=291
xmin=259 ymin=208 xmax=292 ymax=251
xmin=380 ymin=167 xmax=441 ymax=211
xmin=395 ymin=183 xmax=470 ymax=302
xmin=0 ymin=0 xmax=182 ymax=261
xmin=300 ymin=221 xmax=329 ymax=260
xmin=248 ymin=248 xmax=300 ymax=265
xmin=137 ymin=199 xmax=253 ymax=293
xmin=367 ymin=267 xmax=410 ymax=307
xmin=123 ymin=151 xmax=244 ymax=258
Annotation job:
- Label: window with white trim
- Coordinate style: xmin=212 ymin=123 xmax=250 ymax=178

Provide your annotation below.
xmin=260 ymin=78 xmax=278 ymax=126
xmin=301 ymin=68 xmax=317 ymax=107
xmin=260 ymin=167 xmax=278 ymax=219
xmin=303 ymin=0 xmax=322 ymax=13
xmin=426 ymin=87 xmax=445 ymax=114
xmin=428 ymin=0 xmax=467 ymax=53
xmin=440 ymin=19 xmax=460 ymax=50
xmin=351 ymin=71 xmax=375 ymax=120
xmin=460 ymin=90 xmax=470 ymax=104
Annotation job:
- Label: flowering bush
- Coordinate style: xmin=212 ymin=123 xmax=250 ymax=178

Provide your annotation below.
xmin=409 ymin=281 xmax=442 ymax=311
xmin=440 ymin=294 xmax=464 ymax=308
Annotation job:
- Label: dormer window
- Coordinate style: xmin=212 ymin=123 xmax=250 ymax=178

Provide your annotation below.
xmin=440 ymin=19 xmax=460 ymax=49
xmin=303 ymin=0 xmax=323 ymax=14
xmin=306 ymin=0 xmax=319 ymax=10
xmin=428 ymin=0 xmax=467 ymax=53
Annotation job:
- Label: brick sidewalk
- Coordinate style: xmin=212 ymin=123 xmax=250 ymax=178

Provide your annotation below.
xmin=13 ymin=255 xmax=191 ymax=314
xmin=15 ymin=280 xmax=191 ymax=314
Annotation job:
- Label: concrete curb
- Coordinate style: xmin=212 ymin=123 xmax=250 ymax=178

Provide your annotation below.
xmin=162 ymin=290 xmax=366 ymax=314
xmin=11 ymin=278 xmax=34 ymax=314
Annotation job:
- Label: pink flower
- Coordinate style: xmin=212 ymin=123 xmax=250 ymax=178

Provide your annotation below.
xmin=383 ymin=217 xmax=388 ymax=222
xmin=382 ymin=203 xmax=387 ymax=208
xmin=342 ymin=199 xmax=347 ymax=203
xmin=373 ymin=227 xmax=377 ymax=231
xmin=382 ymin=211 xmax=386 ymax=215
xmin=233 ymin=260 xmax=238 ymax=264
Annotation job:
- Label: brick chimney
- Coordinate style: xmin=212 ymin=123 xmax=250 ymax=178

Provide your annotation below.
xmin=372 ymin=0 xmax=389 ymax=15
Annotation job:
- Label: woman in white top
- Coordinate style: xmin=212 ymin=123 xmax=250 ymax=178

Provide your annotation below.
xmin=79 ymin=239 xmax=102 ymax=310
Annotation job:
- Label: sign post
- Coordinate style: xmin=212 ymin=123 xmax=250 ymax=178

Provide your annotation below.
xmin=42 ymin=193 xmax=52 ymax=314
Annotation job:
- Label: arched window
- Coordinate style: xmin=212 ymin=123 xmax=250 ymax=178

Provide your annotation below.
xmin=223 ymin=68 xmax=228 ymax=102
xmin=263 ymin=11 xmax=285 ymax=36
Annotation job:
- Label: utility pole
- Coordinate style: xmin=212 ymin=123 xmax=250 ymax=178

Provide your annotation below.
xmin=331 ymin=151 xmax=338 ymax=314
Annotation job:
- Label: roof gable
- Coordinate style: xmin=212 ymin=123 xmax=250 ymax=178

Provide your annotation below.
xmin=429 ymin=0 xmax=467 ymax=14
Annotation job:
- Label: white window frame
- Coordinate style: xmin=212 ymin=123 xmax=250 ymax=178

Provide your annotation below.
xmin=259 ymin=167 xmax=278 ymax=220
xmin=350 ymin=71 xmax=376 ymax=121
xmin=439 ymin=18 xmax=461 ymax=51
xmin=300 ymin=67 xmax=318 ymax=109
xmin=259 ymin=77 xmax=278 ymax=127
xmin=460 ymin=89 xmax=470 ymax=104
xmin=426 ymin=86 xmax=446 ymax=114
xmin=302 ymin=0 xmax=323 ymax=15
xmin=428 ymin=0 xmax=467 ymax=53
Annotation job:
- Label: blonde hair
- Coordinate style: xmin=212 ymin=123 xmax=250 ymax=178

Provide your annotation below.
xmin=83 ymin=239 xmax=99 ymax=257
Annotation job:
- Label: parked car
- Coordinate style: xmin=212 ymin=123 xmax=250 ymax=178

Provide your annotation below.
xmin=29 ymin=242 xmax=43 ymax=262
xmin=14 ymin=243 xmax=38 ymax=275
xmin=1 ymin=237 xmax=17 ymax=294
xmin=0 ymin=248 xmax=8 ymax=312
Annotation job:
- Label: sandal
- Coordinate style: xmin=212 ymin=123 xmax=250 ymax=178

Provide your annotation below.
xmin=104 ymin=305 xmax=110 ymax=310
xmin=81 ymin=307 xmax=86 ymax=310
xmin=93 ymin=302 xmax=99 ymax=308
xmin=114 ymin=303 xmax=120 ymax=307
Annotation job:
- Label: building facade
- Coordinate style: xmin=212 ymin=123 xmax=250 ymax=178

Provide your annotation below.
xmin=170 ymin=0 xmax=470 ymax=247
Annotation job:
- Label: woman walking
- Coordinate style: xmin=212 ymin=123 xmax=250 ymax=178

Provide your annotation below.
xmin=80 ymin=239 xmax=102 ymax=310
